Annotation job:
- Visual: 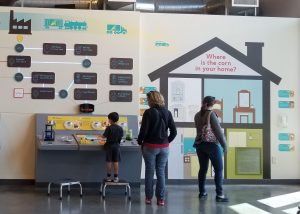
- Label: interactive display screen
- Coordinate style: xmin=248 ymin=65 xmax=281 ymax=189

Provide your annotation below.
xmin=74 ymin=134 xmax=105 ymax=145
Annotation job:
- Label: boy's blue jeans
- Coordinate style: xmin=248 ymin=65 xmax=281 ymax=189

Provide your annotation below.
xmin=142 ymin=147 xmax=169 ymax=200
xmin=195 ymin=142 xmax=224 ymax=196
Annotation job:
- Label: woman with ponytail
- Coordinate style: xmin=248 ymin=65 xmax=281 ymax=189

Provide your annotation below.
xmin=194 ymin=96 xmax=228 ymax=202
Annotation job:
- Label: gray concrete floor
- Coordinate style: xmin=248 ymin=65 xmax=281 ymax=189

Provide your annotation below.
xmin=0 ymin=184 xmax=299 ymax=214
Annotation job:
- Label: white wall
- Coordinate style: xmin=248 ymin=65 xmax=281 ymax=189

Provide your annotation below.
xmin=0 ymin=7 xmax=140 ymax=179
xmin=0 ymin=7 xmax=299 ymax=180
xmin=140 ymin=13 xmax=300 ymax=179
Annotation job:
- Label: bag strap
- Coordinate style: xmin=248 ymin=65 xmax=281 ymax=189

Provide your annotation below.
xmin=154 ymin=108 xmax=167 ymax=128
xmin=207 ymin=111 xmax=213 ymax=128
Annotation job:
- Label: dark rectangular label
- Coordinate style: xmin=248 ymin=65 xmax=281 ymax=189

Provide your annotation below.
xmin=74 ymin=44 xmax=97 ymax=56
xmin=110 ymin=58 xmax=133 ymax=70
xmin=31 ymin=87 xmax=55 ymax=99
xmin=74 ymin=88 xmax=97 ymax=100
xmin=109 ymin=90 xmax=132 ymax=102
xmin=43 ymin=43 xmax=66 ymax=55
xmin=32 ymin=72 xmax=55 ymax=84
xmin=7 ymin=55 xmax=31 ymax=67
xmin=110 ymin=74 xmax=132 ymax=85
xmin=74 ymin=72 xmax=97 ymax=84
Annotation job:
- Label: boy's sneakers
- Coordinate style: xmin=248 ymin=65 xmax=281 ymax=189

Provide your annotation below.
xmin=145 ymin=198 xmax=152 ymax=204
xmin=157 ymin=198 xmax=165 ymax=206
xmin=198 ymin=192 xmax=208 ymax=200
xmin=216 ymin=195 xmax=229 ymax=202
xmin=113 ymin=177 xmax=119 ymax=182
xmin=105 ymin=176 xmax=112 ymax=182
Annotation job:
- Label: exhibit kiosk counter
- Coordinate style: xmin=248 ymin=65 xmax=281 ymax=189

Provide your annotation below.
xmin=35 ymin=114 xmax=142 ymax=184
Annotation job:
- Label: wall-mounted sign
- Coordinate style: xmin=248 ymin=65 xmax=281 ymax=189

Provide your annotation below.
xmin=278 ymin=133 xmax=295 ymax=141
xmin=155 ymin=41 xmax=169 ymax=47
xmin=278 ymin=101 xmax=294 ymax=108
xmin=43 ymin=43 xmax=66 ymax=55
xmin=31 ymin=87 xmax=55 ymax=99
xmin=7 ymin=55 xmax=31 ymax=67
xmin=74 ymin=88 xmax=97 ymax=100
xmin=139 ymin=97 xmax=148 ymax=105
xmin=74 ymin=72 xmax=97 ymax=84
xmin=44 ymin=19 xmax=87 ymax=31
xmin=110 ymin=74 xmax=132 ymax=85
xmin=110 ymin=58 xmax=133 ymax=70
xmin=109 ymin=90 xmax=132 ymax=102
xmin=279 ymin=144 xmax=295 ymax=152
xmin=32 ymin=72 xmax=55 ymax=84
xmin=140 ymin=86 xmax=157 ymax=94
xmin=106 ymin=24 xmax=127 ymax=35
xmin=278 ymin=90 xmax=294 ymax=98
xmin=74 ymin=44 xmax=97 ymax=56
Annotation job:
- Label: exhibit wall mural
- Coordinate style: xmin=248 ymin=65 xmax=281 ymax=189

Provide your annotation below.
xmin=0 ymin=7 xmax=139 ymax=179
xmin=140 ymin=13 xmax=300 ymax=180
xmin=0 ymin=7 xmax=299 ymax=180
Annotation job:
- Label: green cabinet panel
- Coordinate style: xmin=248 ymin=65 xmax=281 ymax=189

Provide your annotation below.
xmin=226 ymin=129 xmax=263 ymax=179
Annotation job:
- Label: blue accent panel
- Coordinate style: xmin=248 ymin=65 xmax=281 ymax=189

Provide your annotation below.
xmin=183 ymin=137 xmax=196 ymax=155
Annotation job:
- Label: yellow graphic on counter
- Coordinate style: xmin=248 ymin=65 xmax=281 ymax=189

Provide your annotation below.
xmin=74 ymin=134 xmax=106 ymax=145
xmin=47 ymin=115 xmax=128 ymax=131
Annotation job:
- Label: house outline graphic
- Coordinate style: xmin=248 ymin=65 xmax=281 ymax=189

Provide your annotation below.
xmin=148 ymin=37 xmax=281 ymax=179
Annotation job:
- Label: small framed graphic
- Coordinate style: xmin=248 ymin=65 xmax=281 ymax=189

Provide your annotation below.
xmin=13 ymin=88 xmax=24 ymax=98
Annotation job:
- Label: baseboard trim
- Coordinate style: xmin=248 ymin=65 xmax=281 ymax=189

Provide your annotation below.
xmin=165 ymin=179 xmax=300 ymax=185
xmin=0 ymin=179 xmax=299 ymax=186
xmin=0 ymin=179 xmax=35 ymax=185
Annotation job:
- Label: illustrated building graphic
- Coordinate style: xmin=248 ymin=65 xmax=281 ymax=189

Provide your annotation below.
xmin=9 ymin=10 xmax=32 ymax=35
xmin=148 ymin=37 xmax=281 ymax=179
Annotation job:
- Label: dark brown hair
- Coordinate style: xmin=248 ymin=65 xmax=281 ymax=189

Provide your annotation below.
xmin=108 ymin=112 xmax=119 ymax=123
xmin=200 ymin=96 xmax=215 ymax=116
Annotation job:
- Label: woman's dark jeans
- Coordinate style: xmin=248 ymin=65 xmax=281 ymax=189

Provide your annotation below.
xmin=196 ymin=142 xmax=224 ymax=196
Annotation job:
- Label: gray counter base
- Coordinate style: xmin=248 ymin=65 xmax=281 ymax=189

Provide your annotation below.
xmin=35 ymin=150 xmax=142 ymax=184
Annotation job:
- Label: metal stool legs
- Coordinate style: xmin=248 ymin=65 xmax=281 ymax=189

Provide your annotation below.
xmin=48 ymin=180 xmax=82 ymax=200
xmin=100 ymin=181 xmax=131 ymax=200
